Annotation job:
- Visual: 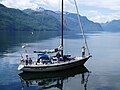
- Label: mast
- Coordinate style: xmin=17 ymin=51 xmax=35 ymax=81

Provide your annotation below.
xmin=61 ymin=0 xmax=64 ymax=57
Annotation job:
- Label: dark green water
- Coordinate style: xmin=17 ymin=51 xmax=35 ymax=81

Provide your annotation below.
xmin=0 ymin=31 xmax=120 ymax=90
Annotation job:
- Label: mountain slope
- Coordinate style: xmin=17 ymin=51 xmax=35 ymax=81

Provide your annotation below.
xmin=23 ymin=9 xmax=61 ymax=31
xmin=0 ymin=4 xmax=60 ymax=31
xmin=64 ymin=13 xmax=103 ymax=32
xmin=101 ymin=20 xmax=120 ymax=32
xmin=0 ymin=4 xmax=102 ymax=32
xmin=35 ymin=10 xmax=103 ymax=32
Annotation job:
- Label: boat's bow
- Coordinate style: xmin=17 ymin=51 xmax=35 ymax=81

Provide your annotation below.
xmin=18 ymin=65 xmax=24 ymax=71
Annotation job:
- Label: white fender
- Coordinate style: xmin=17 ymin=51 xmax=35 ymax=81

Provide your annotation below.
xmin=18 ymin=65 xmax=24 ymax=70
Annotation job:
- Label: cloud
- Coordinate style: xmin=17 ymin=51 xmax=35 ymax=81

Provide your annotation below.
xmin=0 ymin=0 xmax=67 ymax=9
xmin=1 ymin=0 xmax=38 ymax=9
xmin=78 ymin=0 xmax=120 ymax=11
xmin=86 ymin=10 xmax=120 ymax=23
xmin=0 ymin=0 xmax=62 ymax=10
xmin=1 ymin=0 xmax=120 ymax=11
xmin=35 ymin=0 xmax=61 ymax=10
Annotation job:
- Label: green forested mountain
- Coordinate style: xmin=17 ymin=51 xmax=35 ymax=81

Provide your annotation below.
xmin=23 ymin=9 xmax=103 ymax=32
xmin=0 ymin=4 xmax=102 ymax=32
xmin=0 ymin=4 xmax=60 ymax=31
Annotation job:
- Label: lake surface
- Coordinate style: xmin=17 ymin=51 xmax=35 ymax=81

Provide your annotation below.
xmin=0 ymin=31 xmax=120 ymax=90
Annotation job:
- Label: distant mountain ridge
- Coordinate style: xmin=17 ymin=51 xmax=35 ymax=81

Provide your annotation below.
xmin=101 ymin=20 xmax=120 ymax=32
xmin=0 ymin=4 xmax=102 ymax=32
xmin=63 ymin=13 xmax=102 ymax=32
xmin=23 ymin=8 xmax=103 ymax=32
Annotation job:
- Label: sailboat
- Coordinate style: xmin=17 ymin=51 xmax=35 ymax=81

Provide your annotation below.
xmin=18 ymin=0 xmax=92 ymax=72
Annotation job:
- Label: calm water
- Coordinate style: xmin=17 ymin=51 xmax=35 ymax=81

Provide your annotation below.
xmin=0 ymin=31 xmax=120 ymax=90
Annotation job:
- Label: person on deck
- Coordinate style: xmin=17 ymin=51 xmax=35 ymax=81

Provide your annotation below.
xmin=25 ymin=55 xmax=29 ymax=65
xmin=82 ymin=46 xmax=86 ymax=57
xmin=56 ymin=52 xmax=64 ymax=62
xmin=56 ymin=52 xmax=61 ymax=59
xmin=29 ymin=58 xmax=32 ymax=65
xmin=20 ymin=56 xmax=25 ymax=64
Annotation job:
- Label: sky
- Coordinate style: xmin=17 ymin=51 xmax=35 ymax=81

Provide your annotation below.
xmin=0 ymin=0 xmax=120 ymax=23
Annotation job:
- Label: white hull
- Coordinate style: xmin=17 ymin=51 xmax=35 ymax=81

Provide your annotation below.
xmin=18 ymin=56 xmax=91 ymax=72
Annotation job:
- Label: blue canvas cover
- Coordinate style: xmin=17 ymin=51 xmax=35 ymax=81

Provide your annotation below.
xmin=38 ymin=53 xmax=50 ymax=60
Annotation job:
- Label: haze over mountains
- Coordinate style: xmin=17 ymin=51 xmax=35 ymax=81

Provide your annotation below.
xmin=0 ymin=4 xmax=119 ymax=32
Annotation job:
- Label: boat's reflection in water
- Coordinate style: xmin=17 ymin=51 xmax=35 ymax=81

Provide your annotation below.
xmin=19 ymin=65 xmax=90 ymax=90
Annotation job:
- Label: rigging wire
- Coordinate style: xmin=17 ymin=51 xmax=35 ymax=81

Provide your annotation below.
xmin=59 ymin=0 xmax=62 ymax=48
xmin=73 ymin=0 xmax=90 ymax=56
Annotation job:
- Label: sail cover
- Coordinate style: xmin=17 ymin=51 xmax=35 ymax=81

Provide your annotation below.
xmin=34 ymin=45 xmax=63 ymax=53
